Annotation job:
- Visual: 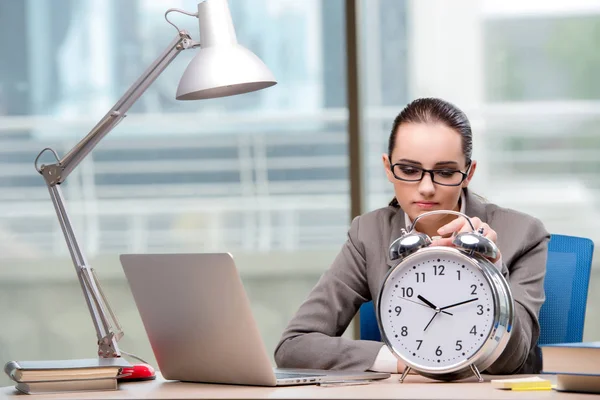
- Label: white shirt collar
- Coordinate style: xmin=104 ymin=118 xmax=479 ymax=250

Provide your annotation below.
xmin=405 ymin=191 xmax=466 ymax=232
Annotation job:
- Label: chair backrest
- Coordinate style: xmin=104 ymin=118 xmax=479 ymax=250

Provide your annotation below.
xmin=538 ymin=234 xmax=594 ymax=344
xmin=359 ymin=234 xmax=594 ymax=345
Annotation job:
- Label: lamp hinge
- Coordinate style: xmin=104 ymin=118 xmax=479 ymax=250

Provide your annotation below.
xmin=40 ymin=164 xmax=64 ymax=186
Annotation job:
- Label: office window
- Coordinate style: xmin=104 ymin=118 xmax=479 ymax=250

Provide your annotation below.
xmin=358 ymin=0 xmax=409 ymax=212
xmin=357 ymin=0 xmax=599 ymax=342
xmin=482 ymin=6 xmax=600 ymax=340
xmin=0 ymin=0 xmax=349 ymax=385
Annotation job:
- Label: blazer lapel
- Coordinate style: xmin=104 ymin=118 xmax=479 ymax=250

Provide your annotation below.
xmin=463 ymin=188 xmax=488 ymax=222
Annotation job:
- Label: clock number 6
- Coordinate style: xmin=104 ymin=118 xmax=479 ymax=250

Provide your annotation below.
xmin=435 ymin=346 xmax=442 ymax=356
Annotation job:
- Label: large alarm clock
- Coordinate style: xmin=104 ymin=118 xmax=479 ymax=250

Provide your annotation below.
xmin=376 ymin=210 xmax=514 ymax=382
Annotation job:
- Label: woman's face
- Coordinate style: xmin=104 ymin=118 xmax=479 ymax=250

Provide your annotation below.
xmin=382 ymin=122 xmax=476 ymax=225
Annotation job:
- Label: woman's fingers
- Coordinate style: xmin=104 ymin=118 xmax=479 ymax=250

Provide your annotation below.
xmin=437 ymin=216 xmax=480 ymax=236
xmin=437 ymin=216 xmax=468 ymax=236
xmin=433 ymin=217 xmax=497 ymax=244
xmin=430 ymin=216 xmax=501 ymax=262
xmin=481 ymin=223 xmax=498 ymax=243
xmin=431 ymin=237 xmax=454 ymax=247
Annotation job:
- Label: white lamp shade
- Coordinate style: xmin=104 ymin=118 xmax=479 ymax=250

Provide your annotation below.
xmin=176 ymin=44 xmax=277 ymax=100
xmin=175 ymin=0 xmax=276 ymax=100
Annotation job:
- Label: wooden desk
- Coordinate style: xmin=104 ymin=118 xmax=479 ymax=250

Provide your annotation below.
xmin=1 ymin=374 xmax=595 ymax=399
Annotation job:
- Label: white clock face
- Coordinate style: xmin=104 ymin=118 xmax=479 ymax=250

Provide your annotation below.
xmin=379 ymin=249 xmax=496 ymax=370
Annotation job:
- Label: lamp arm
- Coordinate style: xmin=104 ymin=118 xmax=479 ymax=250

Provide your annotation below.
xmin=35 ymin=31 xmax=196 ymax=358
xmin=48 ymin=31 xmax=195 ymax=183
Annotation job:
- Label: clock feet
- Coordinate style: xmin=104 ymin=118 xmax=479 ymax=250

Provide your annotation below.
xmin=399 ymin=366 xmax=412 ymax=383
xmin=470 ymin=364 xmax=483 ymax=382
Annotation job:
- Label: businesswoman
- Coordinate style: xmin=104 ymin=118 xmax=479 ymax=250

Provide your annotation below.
xmin=274 ymin=97 xmax=549 ymax=375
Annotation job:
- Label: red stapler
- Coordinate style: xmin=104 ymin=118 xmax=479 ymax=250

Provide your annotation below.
xmin=119 ymin=363 xmax=156 ymax=382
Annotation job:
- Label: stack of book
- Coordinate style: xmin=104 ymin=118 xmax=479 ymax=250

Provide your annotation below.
xmin=541 ymin=341 xmax=600 ymax=394
xmin=4 ymin=358 xmax=131 ymax=394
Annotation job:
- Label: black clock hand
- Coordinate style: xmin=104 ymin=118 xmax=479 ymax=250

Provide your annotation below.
xmin=440 ymin=298 xmax=479 ymax=311
xmin=397 ymin=296 xmax=453 ymax=315
xmin=417 ymin=295 xmax=438 ymax=310
xmin=423 ymin=312 xmax=438 ymax=331
xmin=417 ymin=294 xmax=455 ymax=316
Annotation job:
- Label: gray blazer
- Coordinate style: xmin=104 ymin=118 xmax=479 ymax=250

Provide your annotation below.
xmin=274 ymin=189 xmax=550 ymax=374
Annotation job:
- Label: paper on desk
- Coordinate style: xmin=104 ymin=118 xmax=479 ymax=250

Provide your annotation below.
xmin=491 ymin=376 xmax=552 ymax=391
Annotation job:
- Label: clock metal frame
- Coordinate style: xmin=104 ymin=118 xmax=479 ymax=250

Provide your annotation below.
xmin=377 ymin=221 xmax=515 ymax=382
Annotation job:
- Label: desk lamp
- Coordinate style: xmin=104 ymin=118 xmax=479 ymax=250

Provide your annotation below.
xmin=33 ymin=0 xmax=276 ymax=381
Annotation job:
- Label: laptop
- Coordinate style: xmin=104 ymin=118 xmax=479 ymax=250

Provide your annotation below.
xmin=120 ymin=253 xmax=390 ymax=386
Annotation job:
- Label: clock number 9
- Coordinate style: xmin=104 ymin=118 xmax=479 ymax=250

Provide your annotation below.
xmin=395 ymin=306 xmax=402 ymax=316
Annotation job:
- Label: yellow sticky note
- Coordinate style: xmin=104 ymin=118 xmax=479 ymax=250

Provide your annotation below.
xmin=491 ymin=377 xmax=552 ymax=391
xmin=512 ymin=386 xmax=553 ymax=391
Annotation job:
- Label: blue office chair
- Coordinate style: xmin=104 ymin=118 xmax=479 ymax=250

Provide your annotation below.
xmin=359 ymin=234 xmax=594 ymax=345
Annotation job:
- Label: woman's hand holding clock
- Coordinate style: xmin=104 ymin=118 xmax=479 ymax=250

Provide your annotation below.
xmin=432 ymin=216 xmax=501 ymax=263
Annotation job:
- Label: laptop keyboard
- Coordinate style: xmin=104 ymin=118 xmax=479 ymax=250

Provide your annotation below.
xmin=275 ymin=372 xmax=323 ymax=380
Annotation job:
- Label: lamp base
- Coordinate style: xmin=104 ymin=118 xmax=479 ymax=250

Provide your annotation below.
xmin=118 ymin=363 xmax=156 ymax=382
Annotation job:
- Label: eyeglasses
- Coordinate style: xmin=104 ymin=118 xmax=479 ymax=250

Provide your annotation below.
xmin=390 ymin=162 xmax=471 ymax=187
